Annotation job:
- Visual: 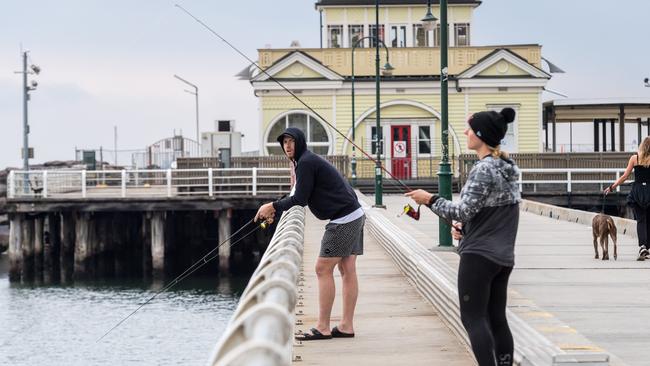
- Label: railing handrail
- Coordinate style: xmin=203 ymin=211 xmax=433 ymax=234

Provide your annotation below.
xmin=517 ymin=168 xmax=627 ymax=193
xmin=207 ymin=206 xmax=305 ymax=366
xmin=7 ymin=168 xmax=292 ymax=200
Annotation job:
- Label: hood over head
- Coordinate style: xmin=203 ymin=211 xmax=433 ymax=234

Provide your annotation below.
xmin=277 ymin=127 xmax=308 ymax=161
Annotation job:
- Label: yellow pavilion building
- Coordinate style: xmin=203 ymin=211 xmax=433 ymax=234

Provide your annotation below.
xmin=249 ymin=0 xmax=552 ymax=179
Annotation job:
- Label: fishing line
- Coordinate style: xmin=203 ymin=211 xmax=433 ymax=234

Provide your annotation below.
xmin=96 ymin=218 xmax=266 ymax=342
xmin=174 ymin=4 xmax=459 ymax=228
xmin=174 ymin=3 xmax=412 ymax=193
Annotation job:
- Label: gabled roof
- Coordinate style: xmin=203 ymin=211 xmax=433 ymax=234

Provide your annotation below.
xmin=251 ymin=51 xmax=344 ymax=82
xmin=316 ymin=0 xmax=480 ymax=6
xmin=457 ymin=48 xmax=551 ymax=79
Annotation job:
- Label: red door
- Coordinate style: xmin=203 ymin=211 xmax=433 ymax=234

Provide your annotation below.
xmin=391 ymin=125 xmax=411 ymax=179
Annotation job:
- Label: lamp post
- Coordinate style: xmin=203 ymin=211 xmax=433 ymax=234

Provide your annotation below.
xmin=351 ymin=36 xmax=393 ymax=188
xmin=173 ymin=74 xmax=200 ymax=147
xmin=423 ymin=0 xmax=453 ymax=247
xmin=17 ymin=51 xmax=40 ymax=171
xmin=373 ymin=0 xmax=386 ymax=207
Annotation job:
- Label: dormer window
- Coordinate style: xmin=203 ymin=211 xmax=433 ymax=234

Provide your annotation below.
xmin=369 ymin=24 xmax=385 ymax=47
xmin=349 ymin=25 xmax=365 ymax=48
xmin=413 ymin=24 xmax=432 ymax=47
xmin=455 ymin=23 xmax=470 ymax=46
xmin=328 ymin=25 xmax=343 ymax=48
xmin=390 ymin=25 xmax=407 ymax=48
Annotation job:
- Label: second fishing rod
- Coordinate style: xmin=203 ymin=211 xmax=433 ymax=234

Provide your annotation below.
xmin=175 ymin=4 xmax=457 ymax=228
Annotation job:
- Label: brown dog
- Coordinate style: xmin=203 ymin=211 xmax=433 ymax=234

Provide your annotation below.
xmin=592 ymin=214 xmax=617 ymax=260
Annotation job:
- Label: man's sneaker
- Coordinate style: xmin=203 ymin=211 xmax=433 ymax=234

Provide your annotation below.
xmin=638 ymin=246 xmax=649 ymax=261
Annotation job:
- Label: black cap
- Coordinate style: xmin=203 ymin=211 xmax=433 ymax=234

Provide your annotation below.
xmin=468 ymin=107 xmax=516 ymax=148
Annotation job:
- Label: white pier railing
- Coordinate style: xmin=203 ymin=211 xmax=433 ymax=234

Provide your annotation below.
xmin=7 ymin=168 xmax=291 ymax=199
xmin=208 ymin=206 xmax=305 ymax=366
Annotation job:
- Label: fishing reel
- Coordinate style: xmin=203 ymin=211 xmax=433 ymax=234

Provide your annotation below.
xmin=397 ymin=204 xmax=421 ymax=221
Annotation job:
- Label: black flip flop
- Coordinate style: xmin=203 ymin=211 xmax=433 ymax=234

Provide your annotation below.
xmin=295 ymin=327 xmax=332 ymax=341
xmin=331 ymin=326 xmax=355 ymax=338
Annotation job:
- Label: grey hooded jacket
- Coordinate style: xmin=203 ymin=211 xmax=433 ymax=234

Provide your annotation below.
xmin=430 ymin=156 xmax=521 ymax=266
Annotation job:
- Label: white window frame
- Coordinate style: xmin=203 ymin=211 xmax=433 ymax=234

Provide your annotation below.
xmin=327 ymin=25 xmax=343 ymax=48
xmin=413 ymin=24 xmax=433 ymax=47
xmin=369 ymin=24 xmax=385 ymax=48
xmin=389 ymin=24 xmax=408 ymax=48
xmin=454 ymin=23 xmax=471 ymax=47
xmin=265 ymin=112 xmax=332 ymax=156
xmin=416 ymin=125 xmax=434 ymax=156
xmin=486 ymin=104 xmax=520 ymax=153
xmin=348 ymin=24 xmax=365 ymax=48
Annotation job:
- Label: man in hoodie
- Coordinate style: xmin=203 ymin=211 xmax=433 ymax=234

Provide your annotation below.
xmin=255 ymin=127 xmax=365 ymax=341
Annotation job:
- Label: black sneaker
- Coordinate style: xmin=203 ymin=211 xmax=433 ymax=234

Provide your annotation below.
xmin=638 ymin=246 xmax=649 ymax=261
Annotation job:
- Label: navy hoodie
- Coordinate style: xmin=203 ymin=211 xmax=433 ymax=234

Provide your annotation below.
xmin=272 ymin=127 xmax=360 ymax=221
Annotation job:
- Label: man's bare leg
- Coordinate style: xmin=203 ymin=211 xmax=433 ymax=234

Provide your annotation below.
xmin=337 ymin=255 xmax=358 ymax=334
xmin=314 ymin=256 xmax=341 ymax=335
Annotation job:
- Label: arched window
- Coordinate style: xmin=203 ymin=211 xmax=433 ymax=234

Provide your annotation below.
xmin=266 ymin=112 xmax=331 ymax=155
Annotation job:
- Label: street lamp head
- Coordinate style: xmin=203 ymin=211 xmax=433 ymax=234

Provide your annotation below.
xmin=645 ymin=77 xmax=649 ymax=87
xmin=422 ymin=8 xmax=438 ymax=31
xmin=30 ymin=64 xmax=41 ymax=75
xmin=30 ymin=80 xmax=38 ymax=89
xmin=382 ymin=62 xmax=395 ymax=77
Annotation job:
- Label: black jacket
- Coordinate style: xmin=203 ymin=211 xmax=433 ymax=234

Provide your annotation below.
xmin=272 ymin=127 xmax=360 ymax=220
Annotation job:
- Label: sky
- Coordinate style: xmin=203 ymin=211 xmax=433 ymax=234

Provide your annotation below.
xmin=1 ymin=0 xmax=649 ymax=168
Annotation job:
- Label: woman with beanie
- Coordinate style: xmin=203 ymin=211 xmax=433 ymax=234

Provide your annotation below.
xmin=406 ymin=108 xmax=520 ymax=366
xmin=604 ymin=136 xmax=650 ymax=261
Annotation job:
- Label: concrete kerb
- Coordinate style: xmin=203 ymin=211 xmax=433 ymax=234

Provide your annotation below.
xmin=362 ymin=201 xmax=611 ymax=366
xmin=520 ymin=199 xmax=637 ymax=238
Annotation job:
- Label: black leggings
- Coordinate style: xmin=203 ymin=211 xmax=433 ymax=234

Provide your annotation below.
xmin=631 ymin=203 xmax=650 ymax=248
xmin=458 ymin=253 xmax=514 ymax=366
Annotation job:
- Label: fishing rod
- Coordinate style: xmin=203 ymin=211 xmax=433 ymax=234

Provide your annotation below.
xmin=174 ymin=4 xmax=411 ymax=193
xmin=97 ymin=218 xmax=268 ymax=342
xmin=174 ymin=4 xmax=459 ymax=229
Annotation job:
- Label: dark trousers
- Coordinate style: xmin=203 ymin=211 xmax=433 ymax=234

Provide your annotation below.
xmin=631 ymin=203 xmax=650 ymax=248
xmin=458 ymin=253 xmax=514 ymax=366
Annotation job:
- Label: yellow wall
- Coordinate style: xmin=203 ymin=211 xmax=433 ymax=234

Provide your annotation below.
xmin=261 ymin=90 xmax=540 ymax=157
xmin=468 ymin=92 xmax=541 ymax=152
xmin=346 ymin=8 xmax=365 ymax=24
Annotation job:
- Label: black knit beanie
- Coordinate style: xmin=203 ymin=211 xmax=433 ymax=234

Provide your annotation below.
xmin=468 ymin=108 xmax=516 ymax=148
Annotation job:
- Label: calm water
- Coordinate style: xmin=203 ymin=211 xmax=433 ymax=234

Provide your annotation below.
xmin=0 ymin=254 xmax=248 ymax=366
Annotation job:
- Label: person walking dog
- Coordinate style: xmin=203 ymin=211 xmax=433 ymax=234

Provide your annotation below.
xmin=604 ymin=136 xmax=650 ymax=261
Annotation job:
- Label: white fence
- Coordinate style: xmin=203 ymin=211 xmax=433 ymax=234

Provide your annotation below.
xmin=208 ymin=206 xmax=305 ymax=366
xmin=7 ymin=168 xmax=291 ymax=199
xmin=517 ymin=168 xmax=627 ymax=193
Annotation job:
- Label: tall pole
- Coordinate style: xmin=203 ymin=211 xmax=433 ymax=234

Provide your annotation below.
xmin=195 ymin=87 xmax=199 ymax=145
xmin=438 ymin=0 xmax=453 ymax=247
xmin=351 ymin=45 xmax=357 ymax=187
xmin=374 ymin=0 xmax=384 ymax=207
xmin=173 ymin=74 xmax=199 ymax=147
xmin=352 ymin=36 xmax=391 ymax=188
xmin=114 ymin=125 xmax=118 ymax=165
xmin=22 ymin=51 xmax=29 ymax=171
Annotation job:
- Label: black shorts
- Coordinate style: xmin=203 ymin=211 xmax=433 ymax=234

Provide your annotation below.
xmin=319 ymin=215 xmax=365 ymax=257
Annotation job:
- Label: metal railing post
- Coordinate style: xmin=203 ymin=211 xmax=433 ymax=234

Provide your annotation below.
xmin=518 ymin=171 xmax=523 ymax=193
xmin=166 ymin=169 xmax=172 ymax=197
xmin=567 ymin=171 xmax=572 ymax=193
xmin=121 ymin=170 xmax=127 ymax=198
xmin=42 ymin=171 xmax=48 ymax=198
xmin=616 ymin=171 xmax=621 ymax=192
xmin=252 ymin=167 xmax=258 ymax=196
xmin=81 ymin=170 xmax=87 ymax=198
xmin=208 ymin=168 xmax=214 ymax=197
